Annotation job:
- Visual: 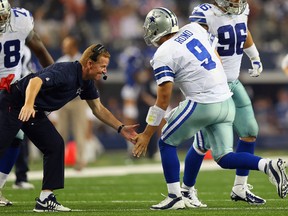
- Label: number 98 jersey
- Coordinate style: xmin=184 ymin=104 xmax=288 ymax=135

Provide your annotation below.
xmin=189 ymin=3 xmax=250 ymax=82
xmin=0 ymin=7 xmax=34 ymax=82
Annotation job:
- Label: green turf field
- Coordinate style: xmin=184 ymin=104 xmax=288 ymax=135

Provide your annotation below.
xmin=1 ymin=165 xmax=288 ymax=215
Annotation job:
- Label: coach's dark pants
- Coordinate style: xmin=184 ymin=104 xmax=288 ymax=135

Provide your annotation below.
xmin=14 ymin=135 xmax=29 ymax=183
xmin=0 ymin=87 xmax=65 ymax=190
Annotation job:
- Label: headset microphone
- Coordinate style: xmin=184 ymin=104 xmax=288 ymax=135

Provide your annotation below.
xmin=102 ymin=72 xmax=107 ymax=80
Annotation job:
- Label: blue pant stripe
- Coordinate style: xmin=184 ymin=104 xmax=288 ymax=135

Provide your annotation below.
xmin=162 ymin=101 xmax=197 ymax=141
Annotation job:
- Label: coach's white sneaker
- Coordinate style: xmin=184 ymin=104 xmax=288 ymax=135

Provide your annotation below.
xmin=181 ymin=187 xmax=207 ymax=208
xmin=231 ymin=184 xmax=266 ymax=205
xmin=150 ymin=193 xmax=185 ymax=210
xmin=266 ymin=158 xmax=288 ymax=198
xmin=33 ymin=194 xmax=71 ymax=212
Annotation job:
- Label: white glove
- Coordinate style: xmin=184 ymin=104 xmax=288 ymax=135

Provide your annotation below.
xmin=248 ymin=57 xmax=263 ymax=77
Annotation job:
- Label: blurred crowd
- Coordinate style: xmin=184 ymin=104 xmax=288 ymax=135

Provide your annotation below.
xmin=253 ymin=88 xmax=288 ymax=136
xmin=12 ymin=0 xmax=288 ymax=70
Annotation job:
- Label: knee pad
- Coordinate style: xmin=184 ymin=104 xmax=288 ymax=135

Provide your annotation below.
xmin=234 ymin=108 xmax=259 ymax=137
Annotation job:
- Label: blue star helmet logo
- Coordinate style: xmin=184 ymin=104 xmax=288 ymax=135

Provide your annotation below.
xmin=149 ymin=16 xmax=156 ymax=23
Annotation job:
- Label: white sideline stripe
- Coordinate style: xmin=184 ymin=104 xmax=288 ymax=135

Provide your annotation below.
xmin=7 ymin=156 xmax=288 ymax=181
xmin=1 ymin=206 xmax=288 ymax=213
xmin=7 ymin=160 xmax=220 ymax=181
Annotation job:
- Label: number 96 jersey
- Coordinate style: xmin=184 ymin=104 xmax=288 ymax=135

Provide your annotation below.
xmin=0 ymin=7 xmax=34 ymax=82
xmin=189 ymin=3 xmax=250 ymax=82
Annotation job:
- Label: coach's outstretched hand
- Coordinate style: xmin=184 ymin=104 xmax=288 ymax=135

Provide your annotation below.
xmin=120 ymin=124 xmax=139 ymax=144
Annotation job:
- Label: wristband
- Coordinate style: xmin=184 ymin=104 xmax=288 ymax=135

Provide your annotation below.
xmin=146 ymin=105 xmax=165 ymax=126
xmin=117 ymin=125 xmax=125 ymax=133
xmin=244 ymin=44 xmax=259 ymax=59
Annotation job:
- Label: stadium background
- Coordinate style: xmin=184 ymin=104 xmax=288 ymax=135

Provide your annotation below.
xmin=11 ymin=0 xmax=288 ymax=151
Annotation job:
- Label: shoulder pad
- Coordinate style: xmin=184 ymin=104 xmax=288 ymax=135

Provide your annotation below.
xmin=189 ymin=4 xmax=214 ymax=26
xmin=10 ymin=7 xmax=34 ymax=33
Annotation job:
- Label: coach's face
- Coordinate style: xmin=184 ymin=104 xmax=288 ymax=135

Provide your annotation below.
xmin=86 ymin=56 xmax=109 ymax=80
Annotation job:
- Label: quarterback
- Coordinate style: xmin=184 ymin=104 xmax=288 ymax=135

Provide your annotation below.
xmin=132 ymin=7 xmax=288 ymax=210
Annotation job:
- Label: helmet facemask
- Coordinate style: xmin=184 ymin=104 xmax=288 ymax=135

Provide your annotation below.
xmin=0 ymin=0 xmax=11 ymax=34
xmin=215 ymin=0 xmax=247 ymax=15
xmin=143 ymin=7 xmax=179 ymax=47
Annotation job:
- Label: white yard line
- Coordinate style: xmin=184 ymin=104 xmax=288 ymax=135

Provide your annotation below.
xmin=7 ymin=160 xmax=220 ymax=181
xmin=7 ymin=156 xmax=288 ymax=181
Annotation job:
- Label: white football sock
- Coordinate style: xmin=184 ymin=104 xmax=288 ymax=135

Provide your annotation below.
xmin=233 ymin=175 xmax=248 ymax=186
xmin=0 ymin=172 xmax=8 ymax=189
xmin=39 ymin=191 xmax=53 ymax=201
xmin=167 ymin=182 xmax=182 ymax=197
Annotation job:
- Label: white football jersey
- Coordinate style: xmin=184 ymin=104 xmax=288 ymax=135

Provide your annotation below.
xmin=0 ymin=7 xmax=34 ymax=82
xmin=190 ymin=3 xmax=250 ymax=82
xmin=151 ymin=22 xmax=232 ymax=104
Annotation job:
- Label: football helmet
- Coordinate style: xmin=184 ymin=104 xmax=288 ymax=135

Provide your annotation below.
xmin=0 ymin=0 xmax=11 ymax=33
xmin=143 ymin=7 xmax=179 ymax=47
xmin=215 ymin=0 xmax=247 ymax=15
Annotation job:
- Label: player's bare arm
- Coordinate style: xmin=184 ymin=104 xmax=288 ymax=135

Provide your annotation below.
xmin=133 ymin=81 xmax=173 ymax=157
xmin=243 ymin=30 xmax=263 ymax=77
xmin=25 ymin=30 xmax=54 ymax=67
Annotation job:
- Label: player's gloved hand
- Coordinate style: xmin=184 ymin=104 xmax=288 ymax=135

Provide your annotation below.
xmin=248 ymin=57 xmax=263 ymax=77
